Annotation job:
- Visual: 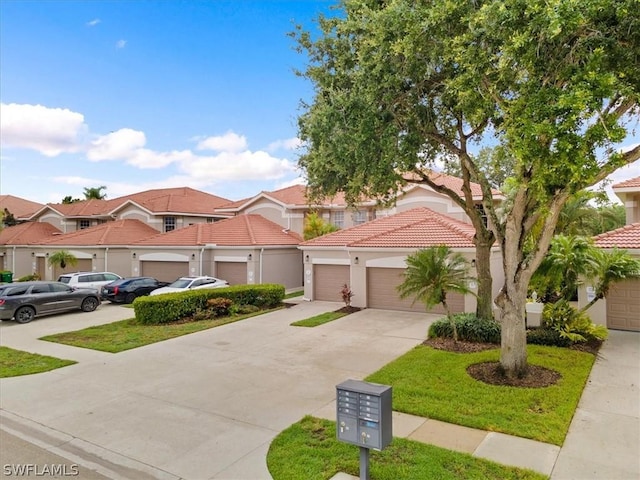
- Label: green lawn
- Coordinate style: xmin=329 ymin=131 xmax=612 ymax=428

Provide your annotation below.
xmin=0 ymin=346 xmax=76 ymax=377
xmin=267 ymin=416 xmax=545 ymax=480
xmin=366 ymin=344 xmax=595 ymax=445
xmin=40 ymin=307 xmax=282 ymax=353
xmin=284 ymin=290 xmax=304 ymax=299
xmin=291 ymin=311 xmax=348 ymax=327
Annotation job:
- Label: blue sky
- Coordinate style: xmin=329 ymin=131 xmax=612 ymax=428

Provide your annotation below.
xmin=0 ymin=0 xmax=336 ymax=204
xmin=1 ymin=0 xmax=638 ymax=205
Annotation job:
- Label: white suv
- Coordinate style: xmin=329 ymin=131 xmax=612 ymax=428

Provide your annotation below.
xmin=57 ymin=272 xmax=122 ymax=293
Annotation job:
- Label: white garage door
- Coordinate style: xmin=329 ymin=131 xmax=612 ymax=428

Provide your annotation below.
xmin=216 ymin=262 xmax=247 ymax=285
xmin=606 ymin=279 xmax=640 ymax=331
xmin=314 ymin=264 xmax=350 ymax=302
xmin=367 ymin=267 xmax=465 ymax=314
xmin=141 ymin=261 xmax=189 ymax=283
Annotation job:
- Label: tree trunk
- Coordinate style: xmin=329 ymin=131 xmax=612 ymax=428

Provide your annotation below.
xmin=497 ymin=289 xmax=528 ymax=378
xmin=443 ymin=298 xmax=458 ymax=342
xmin=474 ymin=233 xmax=495 ymax=321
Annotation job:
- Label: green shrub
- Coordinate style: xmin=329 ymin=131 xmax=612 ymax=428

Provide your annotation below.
xmin=134 ymin=284 xmax=284 ymax=325
xmin=428 ymin=313 xmax=501 ymax=343
xmin=542 ymin=300 xmax=609 ymax=343
xmin=526 ymin=327 xmax=571 ymax=347
xmin=17 ymin=274 xmax=41 ymax=282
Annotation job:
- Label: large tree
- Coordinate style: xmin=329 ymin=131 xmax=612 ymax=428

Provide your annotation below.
xmin=294 ymin=0 xmax=639 ymax=376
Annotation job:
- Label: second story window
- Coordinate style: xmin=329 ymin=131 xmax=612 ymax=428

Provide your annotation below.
xmin=164 ymin=216 xmax=177 ymax=232
xmin=332 ymin=211 xmax=344 ymax=229
xmin=353 ymin=210 xmax=367 ymax=225
xmin=78 ymin=219 xmax=90 ymax=230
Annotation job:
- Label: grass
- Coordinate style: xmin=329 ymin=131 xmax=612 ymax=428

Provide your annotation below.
xmin=284 ymin=290 xmax=304 ymax=299
xmin=291 ymin=311 xmax=348 ymax=327
xmin=365 ymin=344 xmax=595 ymax=446
xmin=267 ymin=416 xmax=545 ymax=480
xmin=40 ymin=307 xmax=282 ymax=353
xmin=0 ymin=346 xmax=76 ymax=377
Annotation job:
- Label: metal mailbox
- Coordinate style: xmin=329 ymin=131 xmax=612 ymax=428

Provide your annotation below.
xmin=336 ymin=379 xmax=392 ymax=451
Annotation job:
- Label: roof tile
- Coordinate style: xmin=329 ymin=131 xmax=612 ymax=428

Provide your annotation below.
xmin=0 ymin=195 xmax=45 ymax=219
xmin=593 ymin=223 xmax=640 ymax=249
xmin=37 ymin=220 xmax=159 ymax=246
xmin=0 ymin=222 xmax=62 ymax=245
xmin=612 ymin=176 xmax=640 ymax=189
xmin=301 ymin=207 xmax=476 ymax=248
xmin=133 ymin=214 xmax=302 ymax=246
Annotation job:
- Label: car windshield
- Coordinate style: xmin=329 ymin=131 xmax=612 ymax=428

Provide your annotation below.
xmin=167 ymin=278 xmax=192 ymax=288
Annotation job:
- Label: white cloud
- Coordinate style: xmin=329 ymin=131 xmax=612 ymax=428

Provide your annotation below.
xmin=180 ymin=149 xmax=296 ymax=181
xmin=86 ymin=18 xmax=101 ymax=27
xmin=116 ymin=39 xmax=127 ymax=49
xmin=128 ymin=148 xmax=194 ymax=169
xmin=267 ymin=137 xmax=302 ymax=152
xmin=0 ymin=103 xmax=87 ymax=156
xmin=87 ymin=129 xmax=146 ymax=161
xmin=197 ymin=131 xmax=247 ymax=152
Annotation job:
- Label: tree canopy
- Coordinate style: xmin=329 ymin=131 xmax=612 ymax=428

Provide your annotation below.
xmin=294 ymin=0 xmax=639 ymax=376
xmin=83 ymin=186 xmax=107 ymax=200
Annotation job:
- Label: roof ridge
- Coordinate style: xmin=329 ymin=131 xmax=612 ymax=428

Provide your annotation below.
xmin=347 ymin=208 xmax=439 ymax=246
xmin=594 ymin=222 xmax=640 ymax=239
xmin=244 ymin=215 xmax=256 ymax=244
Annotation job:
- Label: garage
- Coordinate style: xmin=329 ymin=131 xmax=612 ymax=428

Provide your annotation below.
xmin=367 ymin=267 xmax=464 ymax=314
xmin=216 ymin=262 xmax=247 ymax=285
xmin=606 ymin=279 xmax=640 ymax=331
xmin=314 ymin=264 xmax=350 ymax=302
xmin=141 ymin=261 xmax=189 ymax=283
xmin=54 ymin=259 xmax=92 ymax=279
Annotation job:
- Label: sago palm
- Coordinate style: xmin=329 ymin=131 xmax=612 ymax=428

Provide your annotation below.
xmin=397 ymin=246 xmax=474 ymax=342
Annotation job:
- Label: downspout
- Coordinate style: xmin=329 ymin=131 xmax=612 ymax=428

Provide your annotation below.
xmin=199 ymin=247 xmax=205 ymax=276
xmin=104 ymin=247 xmax=109 ymax=271
xmin=12 ymin=246 xmax=16 ymax=273
xmin=259 ymin=248 xmax=264 ymax=284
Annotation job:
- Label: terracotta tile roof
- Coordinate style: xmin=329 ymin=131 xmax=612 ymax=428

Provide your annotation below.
xmin=0 ymin=195 xmax=45 ymax=219
xmin=133 ymin=214 xmax=302 ymax=247
xmin=612 ymin=176 xmax=640 ymax=189
xmin=301 ymin=207 xmax=477 ymax=248
xmin=38 ymin=220 xmax=159 ymax=246
xmin=43 ymin=187 xmax=232 ymax=218
xmin=216 ymin=184 xmax=348 ymax=212
xmin=593 ymin=223 xmax=640 ymax=249
xmin=402 ymin=170 xmax=502 ymax=198
xmin=0 ymin=222 xmax=62 ymax=245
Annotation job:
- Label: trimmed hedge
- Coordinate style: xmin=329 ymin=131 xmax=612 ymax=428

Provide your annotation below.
xmin=133 ymin=284 xmax=285 ymax=325
xmin=428 ymin=313 xmax=501 ymax=344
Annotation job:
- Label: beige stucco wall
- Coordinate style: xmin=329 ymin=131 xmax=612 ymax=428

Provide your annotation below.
xmin=380 ymin=187 xmax=470 ymax=223
xmin=301 ymin=247 xmax=502 ymax=314
xmin=37 ymin=212 xmax=64 ymax=231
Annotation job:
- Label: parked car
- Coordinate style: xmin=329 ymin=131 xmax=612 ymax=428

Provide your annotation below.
xmin=150 ymin=276 xmax=229 ymax=296
xmin=57 ymin=272 xmax=122 ymax=293
xmin=101 ymin=277 xmax=170 ymax=303
xmin=0 ymin=281 xmax=101 ymax=324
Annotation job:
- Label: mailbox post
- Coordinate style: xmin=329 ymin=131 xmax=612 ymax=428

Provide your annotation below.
xmin=336 ymin=379 xmax=392 ymax=480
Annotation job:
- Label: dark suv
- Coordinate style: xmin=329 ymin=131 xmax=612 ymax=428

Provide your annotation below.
xmin=101 ymin=277 xmax=169 ymax=304
xmin=0 ymin=281 xmax=100 ymax=323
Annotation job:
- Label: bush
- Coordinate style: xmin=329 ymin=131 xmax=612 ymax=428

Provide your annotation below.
xmin=526 ymin=327 xmax=571 ymax=347
xmin=428 ymin=313 xmax=501 ymax=344
xmin=134 ymin=284 xmax=285 ymax=325
xmin=17 ymin=274 xmax=41 ymax=282
xmin=542 ymin=300 xmax=609 ymax=343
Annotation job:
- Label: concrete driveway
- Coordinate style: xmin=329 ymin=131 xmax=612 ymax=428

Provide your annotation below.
xmin=0 ymin=301 xmax=439 ymax=479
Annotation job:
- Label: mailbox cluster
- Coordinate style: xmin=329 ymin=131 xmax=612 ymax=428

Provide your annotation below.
xmin=336 ymin=379 xmax=392 ymax=451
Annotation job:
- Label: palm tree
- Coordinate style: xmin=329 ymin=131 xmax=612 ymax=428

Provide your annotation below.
xmin=580 ymin=248 xmax=640 ymax=313
xmin=48 ymin=250 xmax=78 ymax=270
xmin=83 ymin=186 xmax=107 ymax=200
xmin=530 ymin=235 xmax=594 ymax=301
xmin=397 ymin=246 xmax=474 ymax=342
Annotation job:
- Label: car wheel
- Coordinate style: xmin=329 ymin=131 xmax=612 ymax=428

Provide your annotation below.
xmin=124 ymin=293 xmax=137 ymax=304
xmin=81 ymin=297 xmax=99 ymax=312
xmin=15 ymin=306 xmax=36 ymax=324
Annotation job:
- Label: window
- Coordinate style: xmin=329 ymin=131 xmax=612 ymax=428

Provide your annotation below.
xmin=50 ymin=283 xmax=71 ymax=293
xmin=164 ymin=216 xmax=177 ymax=232
xmin=78 ymin=219 xmax=91 ymax=230
xmin=103 ymin=273 xmax=120 ymax=282
xmin=353 ymin=210 xmax=367 ymax=225
xmin=31 ymin=284 xmax=51 ymax=294
xmin=332 ymin=211 xmax=344 ymax=228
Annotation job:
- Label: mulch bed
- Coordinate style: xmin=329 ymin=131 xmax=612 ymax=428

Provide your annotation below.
xmin=422 ymin=337 xmax=562 ymax=388
xmin=335 ymin=306 xmax=362 ymax=314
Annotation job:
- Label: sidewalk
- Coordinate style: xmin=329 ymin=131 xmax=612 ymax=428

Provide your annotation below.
xmin=321 ymin=329 xmax=639 ymax=479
